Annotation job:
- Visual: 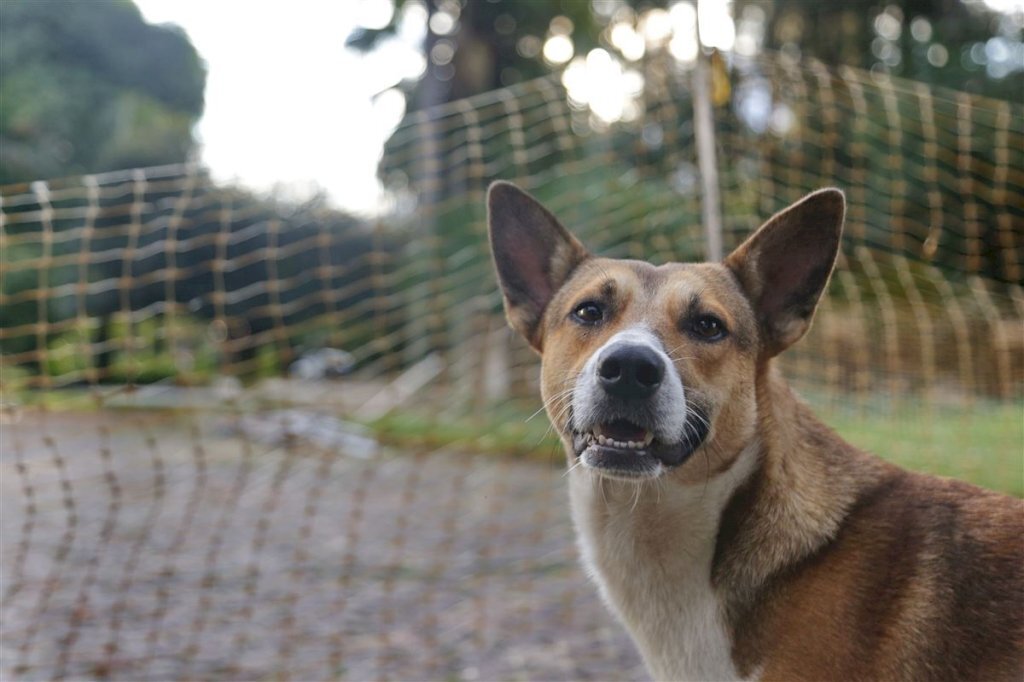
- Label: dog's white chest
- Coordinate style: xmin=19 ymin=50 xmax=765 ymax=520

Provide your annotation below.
xmin=568 ymin=447 xmax=758 ymax=681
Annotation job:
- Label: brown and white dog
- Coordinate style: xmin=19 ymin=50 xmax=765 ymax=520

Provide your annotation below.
xmin=487 ymin=181 xmax=1024 ymax=681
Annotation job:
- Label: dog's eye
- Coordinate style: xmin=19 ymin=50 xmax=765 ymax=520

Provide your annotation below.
xmin=572 ymin=302 xmax=604 ymax=325
xmin=690 ymin=315 xmax=727 ymax=341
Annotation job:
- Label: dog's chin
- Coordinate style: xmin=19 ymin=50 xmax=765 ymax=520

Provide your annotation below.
xmin=576 ymin=441 xmax=665 ymax=480
xmin=569 ymin=417 xmax=709 ymax=481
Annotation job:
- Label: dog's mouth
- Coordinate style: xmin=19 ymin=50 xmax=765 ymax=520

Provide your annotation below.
xmin=585 ymin=419 xmax=655 ymax=450
xmin=570 ymin=414 xmax=709 ymax=480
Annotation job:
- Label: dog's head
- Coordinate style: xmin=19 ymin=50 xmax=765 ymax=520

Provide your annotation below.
xmin=488 ymin=182 xmax=845 ymax=482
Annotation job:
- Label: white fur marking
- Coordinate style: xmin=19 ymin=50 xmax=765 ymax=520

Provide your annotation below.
xmin=569 ymin=442 xmax=760 ymax=681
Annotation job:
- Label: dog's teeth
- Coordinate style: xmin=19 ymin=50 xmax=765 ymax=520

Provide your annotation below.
xmin=592 ymin=433 xmax=653 ymax=450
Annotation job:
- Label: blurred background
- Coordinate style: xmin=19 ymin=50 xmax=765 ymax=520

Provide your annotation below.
xmin=1 ymin=0 xmax=1021 ymax=680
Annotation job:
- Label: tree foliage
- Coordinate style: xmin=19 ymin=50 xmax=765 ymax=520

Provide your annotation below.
xmin=0 ymin=175 xmax=391 ymax=378
xmin=348 ymin=0 xmax=1021 ymax=116
xmin=0 ymin=0 xmax=206 ymax=184
xmin=743 ymin=0 xmax=1023 ymax=100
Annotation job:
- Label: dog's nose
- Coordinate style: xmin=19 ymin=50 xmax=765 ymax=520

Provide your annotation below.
xmin=597 ymin=345 xmax=665 ymax=400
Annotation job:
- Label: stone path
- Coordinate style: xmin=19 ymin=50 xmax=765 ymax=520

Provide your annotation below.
xmin=1 ymin=408 xmax=644 ymax=681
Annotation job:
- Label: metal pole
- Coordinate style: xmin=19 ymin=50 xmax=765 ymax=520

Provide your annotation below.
xmin=693 ymin=1 xmax=724 ymax=261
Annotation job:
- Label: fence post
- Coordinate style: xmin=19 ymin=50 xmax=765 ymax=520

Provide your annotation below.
xmin=693 ymin=6 xmax=724 ymax=261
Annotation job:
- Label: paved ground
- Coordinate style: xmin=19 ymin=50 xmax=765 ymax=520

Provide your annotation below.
xmin=1 ymin=407 xmax=645 ymax=681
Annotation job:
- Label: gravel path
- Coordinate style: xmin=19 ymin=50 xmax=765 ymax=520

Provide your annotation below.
xmin=1 ymin=408 xmax=644 ymax=681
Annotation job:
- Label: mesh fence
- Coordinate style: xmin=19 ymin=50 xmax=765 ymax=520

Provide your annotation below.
xmin=1 ymin=52 xmax=1022 ymax=680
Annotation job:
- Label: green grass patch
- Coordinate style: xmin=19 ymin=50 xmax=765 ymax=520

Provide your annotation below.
xmin=820 ymin=402 xmax=1023 ymax=497
xmin=368 ymin=401 xmax=562 ymax=460
xmin=367 ymin=398 xmax=1024 ymax=497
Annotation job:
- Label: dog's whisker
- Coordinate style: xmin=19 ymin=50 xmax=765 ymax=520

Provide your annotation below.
xmin=544 ymin=402 xmax=575 ymax=437
xmin=524 ymin=404 xmax=549 ymax=423
xmin=630 ymin=479 xmax=644 ymax=513
xmin=563 ymin=458 xmax=585 ymax=478
xmin=536 ymin=387 xmax=575 ymax=411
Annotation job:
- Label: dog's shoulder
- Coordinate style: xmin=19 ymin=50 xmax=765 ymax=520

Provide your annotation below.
xmin=840 ymin=470 xmax=1024 ymax=614
xmin=735 ymin=468 xmax=1024 ymax=680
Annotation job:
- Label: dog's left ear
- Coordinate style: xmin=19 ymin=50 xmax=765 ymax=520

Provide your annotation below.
xmin=725 ymin=188 xmax=845 ymax=358
xmin=488 ymin=181 xmax=589 ymax=351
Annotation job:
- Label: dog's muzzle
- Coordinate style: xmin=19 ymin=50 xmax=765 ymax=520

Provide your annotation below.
xmin=570 ymin=330 xmax=709 ymax=479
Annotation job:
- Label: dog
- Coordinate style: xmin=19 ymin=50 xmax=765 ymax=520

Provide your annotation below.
xmin=487 ymin=181 xmax=1024 ymax=681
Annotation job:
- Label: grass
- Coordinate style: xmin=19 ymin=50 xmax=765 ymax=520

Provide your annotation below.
xmin=366 ymin=397 xmax=1024 ymax=498
xmin=368 ymin=401 xmax=561 ymax=459
xmin=821 ymin=401 xmax=1023 ymax=497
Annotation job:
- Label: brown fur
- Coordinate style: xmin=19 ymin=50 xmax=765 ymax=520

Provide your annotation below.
xmin=717 ymin=373 xmax=1024 ymax=681
xmin=487 ymin=181 xmax=1024 ymax=680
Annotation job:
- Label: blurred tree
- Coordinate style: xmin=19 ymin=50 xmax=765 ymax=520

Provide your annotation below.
xmin=347 ymin=0 xmax=670 ymax=207
xmin=0 ymin=0 xmax=206 ymax=184
xmin=349 ymin=0 xmax=1020 ymax=116
xmin=0 ymin=174 xmax=391 ymax=380
xmin=346 ymin=0 xmax=628 ymax=113
xmin=737 ymin=0 xmax=1023 ymax=99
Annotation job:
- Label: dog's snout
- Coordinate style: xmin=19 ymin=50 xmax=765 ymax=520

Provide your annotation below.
xmin=598 ymin=345 xmax=665 ymax=400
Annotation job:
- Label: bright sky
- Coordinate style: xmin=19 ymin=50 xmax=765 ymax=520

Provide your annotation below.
xmin=133 ymin=0 xmax=717 ymax=217
xmin=135 ymin=0 xmax=419 ymax=216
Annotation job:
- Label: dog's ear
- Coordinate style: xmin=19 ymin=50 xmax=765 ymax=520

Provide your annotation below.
xmin=488 ymin=181 xmax=589 ymax=351
xmin=725 ymin=188 xmax=845 ymax=358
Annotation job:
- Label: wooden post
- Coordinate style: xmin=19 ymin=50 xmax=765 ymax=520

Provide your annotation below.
xmin=693 ymin=3 xmax=724 ymax=261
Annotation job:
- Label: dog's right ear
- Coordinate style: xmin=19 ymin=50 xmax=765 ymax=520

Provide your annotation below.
xmin=488 ymin=181 xmax=589 ymax=351
xmin=725 ymin=188 xmax=845 ymax=358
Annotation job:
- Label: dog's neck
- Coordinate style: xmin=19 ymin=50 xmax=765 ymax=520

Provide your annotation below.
xmin=713 ymin=365 xmax=887 ymax=596
xmin=567 ymin=362 xmax=886 ymax=680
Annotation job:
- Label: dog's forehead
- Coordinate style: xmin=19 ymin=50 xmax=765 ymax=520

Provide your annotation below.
xmin=570 ymin=258 xmax=744 ymax=305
